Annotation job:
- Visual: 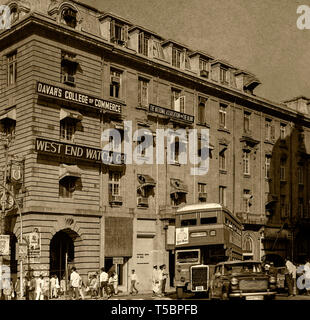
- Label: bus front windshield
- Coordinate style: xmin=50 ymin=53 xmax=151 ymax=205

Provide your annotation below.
xmin=176 ymin=251 xmax=199 ymax=264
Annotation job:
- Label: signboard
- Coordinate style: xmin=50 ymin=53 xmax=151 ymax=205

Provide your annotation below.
xmin=10 ymin=162 xmax=23 ymax=183
xmin=25 ymin=228 xmax=41 ymax=259
xmin=149 ymin=103 xmax=194 ymax=123
xmin=18 ymin=243 xmax=28 ymax=260
xmin=175 ymin=227 xmax=189 ymax=246
xmin=113 ymin=257 xmax=124 ymax=265
xmin=0 ymin=235 xmax=10 ymax=256
xmin=37 ymin=81 xmax=123 ymax=114
xmin=35 ymin=138 xmax=126 ymax=165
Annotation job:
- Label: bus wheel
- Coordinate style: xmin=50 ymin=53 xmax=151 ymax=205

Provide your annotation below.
xmin=176 ymin=287 xmax=184 ymax=299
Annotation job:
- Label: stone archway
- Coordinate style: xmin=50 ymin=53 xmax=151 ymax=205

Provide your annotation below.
xmin=49 ymin=228 xmax=81 ymax=281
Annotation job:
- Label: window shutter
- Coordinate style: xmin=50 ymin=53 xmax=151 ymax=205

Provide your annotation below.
xmin=123 ymin=25 xmax=128 ymax=43
xmin=180 ymin=96 xmax=185 ymax=113
xmin=271 ymin=125 xmax=275 ymax=140
xmin=174 ymin=97 xmax=180 ymax=112
xmin=110 ymin=20 xmax=115 ymax=40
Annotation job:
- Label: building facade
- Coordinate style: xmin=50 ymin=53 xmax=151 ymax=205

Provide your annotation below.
xmin=0 ymin=0 xmax=310 ymax=292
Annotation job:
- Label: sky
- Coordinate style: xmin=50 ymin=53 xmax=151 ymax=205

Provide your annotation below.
xmin=82 ymin=0 xmax=310 ymax=104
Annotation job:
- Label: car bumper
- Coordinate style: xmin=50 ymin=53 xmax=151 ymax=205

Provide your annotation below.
xmin=229 ymin=291 xmax=276 ymax=298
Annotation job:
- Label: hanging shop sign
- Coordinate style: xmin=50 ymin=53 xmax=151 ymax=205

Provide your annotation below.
xmin=149 ymin=103 xmax=194 ymax=123
xmin=18 ymin=242 xmax=28 ymax=260
xmin=113 ymin=257 xmax=124 ymax=265
xmin=10 ymin=161 xmax=23 ymax=183
xmin=0 ymin=235 xmax=10 ymax=256
xmin=36 ymin=81 xmax=123 ymax=114
xmin=25 ymin=228 xmax=41 ymax=259
xmin=35 ymin=138 xmax=126 ymax=165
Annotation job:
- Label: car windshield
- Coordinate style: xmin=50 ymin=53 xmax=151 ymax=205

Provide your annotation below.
xmin=224 ymin=263 xmax=262 ymax=274
xmin=176 ymin=251 xmax=199 ymax=263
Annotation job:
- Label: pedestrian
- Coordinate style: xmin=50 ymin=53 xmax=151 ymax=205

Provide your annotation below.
xmin=70 ymin=267 xmax=81 ymax=300
xmin=29 ymin=274 xmax=36 ymax=300
xmin=107 ymin=273 xmax=115 ymax=298
xmin=111 ymin=272 xmax=118 ymax=295
xmin=42 ymin=276 xmax=50 ymax=300
xmin=35 ymin=275 xmax=44 ymax=300
xmin=89 ymin=275 xmax=98 ymax=298
xmin=50 ymin=274 xmax=59 ymax=298
xmin=60 ymin=276 xmax=66 ymax=296
xmin=152 ymin=265 xmax=159 ymax=297
xmin=161 ymin=264 xmax=168 ymax=296
xmin=158 ymin=265 xmax=164 ymax=297
xmin=77 ymin=271 xmax=85 ymax=300
xmin=99 ymin=267 xmax=109 ymax=299
xmin=129 ymin=269 xmax=139 ymax=295
xmin=285 ymin=258 xmax=296 ymax=297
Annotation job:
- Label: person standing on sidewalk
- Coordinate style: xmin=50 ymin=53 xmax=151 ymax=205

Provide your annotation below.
xmin=129 ymin=269 xmax=139 ymax=295
xmin=70 ymin=267 xmax=81 ymax=300
xmin=152 ymin=265 xmax=159 ymax=297
xmin=161 ymin=264 xmax=168 ymax=296
xmin=285 ymin=258 xmax=296 ymax=297
xmin=35 ymin=275 xmax=44 ymax=300
xmin=99 ymin=267 xmax=109 ymax=299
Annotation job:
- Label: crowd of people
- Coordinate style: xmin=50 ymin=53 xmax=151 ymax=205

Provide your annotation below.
xmin=151 ymin=264 xmax=169 ymax=297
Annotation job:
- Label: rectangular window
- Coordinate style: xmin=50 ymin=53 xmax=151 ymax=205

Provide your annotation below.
xmin=243 ymin=152 xmax=250 ymax=175
xmin=198 ymin=183 xmax=207 ymax=203
xmin=198 ymin=97 xmax=206 ymax=124
xmin=60 ymin=119 xmax=76 ymax=142
xmin=265 ymin=118 xmax=275 ymax=141
xmin=219 ymin=186 xmax=226 ymax=206
xmin=110 ymin=20 xmax=128 ymax=45
xmin=199 ymin=59 xmax=208 ymax=71
xmin=59 ymin=178 xmax=76 ymax=198
xmin=219 ymin=103 xmax=227 ymax=128
xmin=7 ymin=51 xmax=17 ymax=86
xmin=172 ymin=47 xmax=182 ymax=68
xmin=138 ymin=32 xmax=149 ymax=56
xmin=61 ymin=52 xmax=77 ymax=86
xmin=244 ymin=111 xmax=251 ymax=133
xmin=219 ymin=147 xmax=227 ymax=171
xmin=280 ymin=159 xmax=286 ymax=181
xmin=280 ymin=123 xmax=286 ymax=140
xmin=220 ymin=67 xmax=229 ymax=84
xmin=109 ymin=172 xmax=121 ymax=196
xmin=138 ymin=78 xmax=148 ymax=107
xmin=110 ymin=68 xmax=122 ymax=98
xmin=171 ymin=88 xmax=185 ymax=113
xmin=200 ymin=217 xmax=217 ymax=225
xmin=265 ymin=155 xmax=271 ymax=179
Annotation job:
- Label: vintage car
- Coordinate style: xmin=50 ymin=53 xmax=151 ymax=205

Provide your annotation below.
xmin=209 ymin=260 xmax=277 ymax=300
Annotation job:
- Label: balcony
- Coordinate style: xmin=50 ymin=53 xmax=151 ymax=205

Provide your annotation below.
xmin=109 ymin=194 xmax=123 ymax=205
xmin=137 ymin=196 xmax=148 ymax=208
xmin=236 ymin=212 xmax=267 ymax=226
xmin=198 ymin=192 xmax=207 ymax=201
xmin=159 ymin=205 xmax=179 ymax=219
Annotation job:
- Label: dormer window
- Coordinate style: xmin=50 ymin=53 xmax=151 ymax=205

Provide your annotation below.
xmin=152 ymin=40 xmax=165 ymax=60
xmin=172 ymin=47 xmax=182 ymax=68
xmin=199 ymin=59 xmax=209 ymax=78
xmin=138 ymin=32 xmax=149 ymax=56
xmin=61 ymin=7 xmax=77 ymax=29
xmin=110 ymin=20 xmax=128 ymax=45
xmin=10 ymin=6 xmax=19 ymax=24
xmin=220 ymin=67 xmax=229 ymax=85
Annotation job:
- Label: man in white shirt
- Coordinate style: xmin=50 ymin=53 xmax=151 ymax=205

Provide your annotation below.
xmin=35 ymin=275 xmax=44 ymax=300
xmin=152 ymin=265 xmax=159 ymax=297
xmin=70 ymin=267 xmax=81 ymax=300
xmin=99 ymin=267 xmax=109 ymax=298
xmin=285 ymin=259 xmax=296 ymax=297
xmin=129 ymin=269 xmax=139 ymax=295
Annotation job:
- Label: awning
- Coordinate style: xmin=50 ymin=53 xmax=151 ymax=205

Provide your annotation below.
xmin=0 ymin=108 xmax=16 ymax=121
xmin=59 ymin=164 xmax=81 ymax=181
xmin=60 ymin=108 xmax=83 ymax=121
xmin=263 ymin=227 xmax=289 ymax=240
xmin=137 ymin=174 xmax=156 ymax=189
xmin=170 ymin=178 xmax=188 ymax=194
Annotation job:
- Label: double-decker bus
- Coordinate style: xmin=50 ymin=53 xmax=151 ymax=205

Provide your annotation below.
xmin=174 ymin=203 xmax=242 ymax=298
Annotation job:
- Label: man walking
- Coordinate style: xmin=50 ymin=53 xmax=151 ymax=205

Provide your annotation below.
xmin=129 ymin=269 xmax=139 ymax=295
xmin=99 ymin=267 xmax=108 ymax=299
xmin=70 ymin=267 xmax=81 ymax=300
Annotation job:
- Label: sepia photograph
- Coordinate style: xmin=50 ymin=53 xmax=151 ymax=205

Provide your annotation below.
xmin=0 ymin=0 xmax=310 ymax=309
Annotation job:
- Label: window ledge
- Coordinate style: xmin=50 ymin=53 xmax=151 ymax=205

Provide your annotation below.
xmin=136 ymin=105 xmax=148 ymax=111
xmin=244 ymin=174 xmax=251 ymax=178
xmin=219 ymin=169 xmax=227 ymax=175
xmin=196 ymin=122 xmax=210 ymax=128
xmin=109 ymin=97 xmax=126 ymax=105
xmin=170 ymin=162 xmax=181 ymax=167
xmin=218 ymin=127 xmax=230 ymax=134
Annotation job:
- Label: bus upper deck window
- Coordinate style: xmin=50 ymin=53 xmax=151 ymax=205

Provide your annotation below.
xmin=200 ymin=217 xmax=217 ymax=224
xmin=181 ymin=219 xmax=197 ymax=226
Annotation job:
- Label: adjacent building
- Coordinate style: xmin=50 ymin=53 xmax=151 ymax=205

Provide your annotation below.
xmin=0 ymin=0 xmax=310 ymax=292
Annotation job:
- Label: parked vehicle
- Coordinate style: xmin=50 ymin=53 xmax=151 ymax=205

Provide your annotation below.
xmin=209 ymin=260 xmax=277 ymax=300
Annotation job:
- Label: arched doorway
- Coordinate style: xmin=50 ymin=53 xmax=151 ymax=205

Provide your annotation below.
xmin=50 ymin=229 xmax=76 ymax=280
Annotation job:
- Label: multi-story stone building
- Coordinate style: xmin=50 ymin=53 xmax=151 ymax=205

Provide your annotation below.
xmin=0 ymin=0 xmax=309 ymax=292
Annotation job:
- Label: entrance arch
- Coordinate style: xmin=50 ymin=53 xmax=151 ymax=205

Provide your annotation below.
xmin=49 ymin=229 xmax=79 ymax=280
